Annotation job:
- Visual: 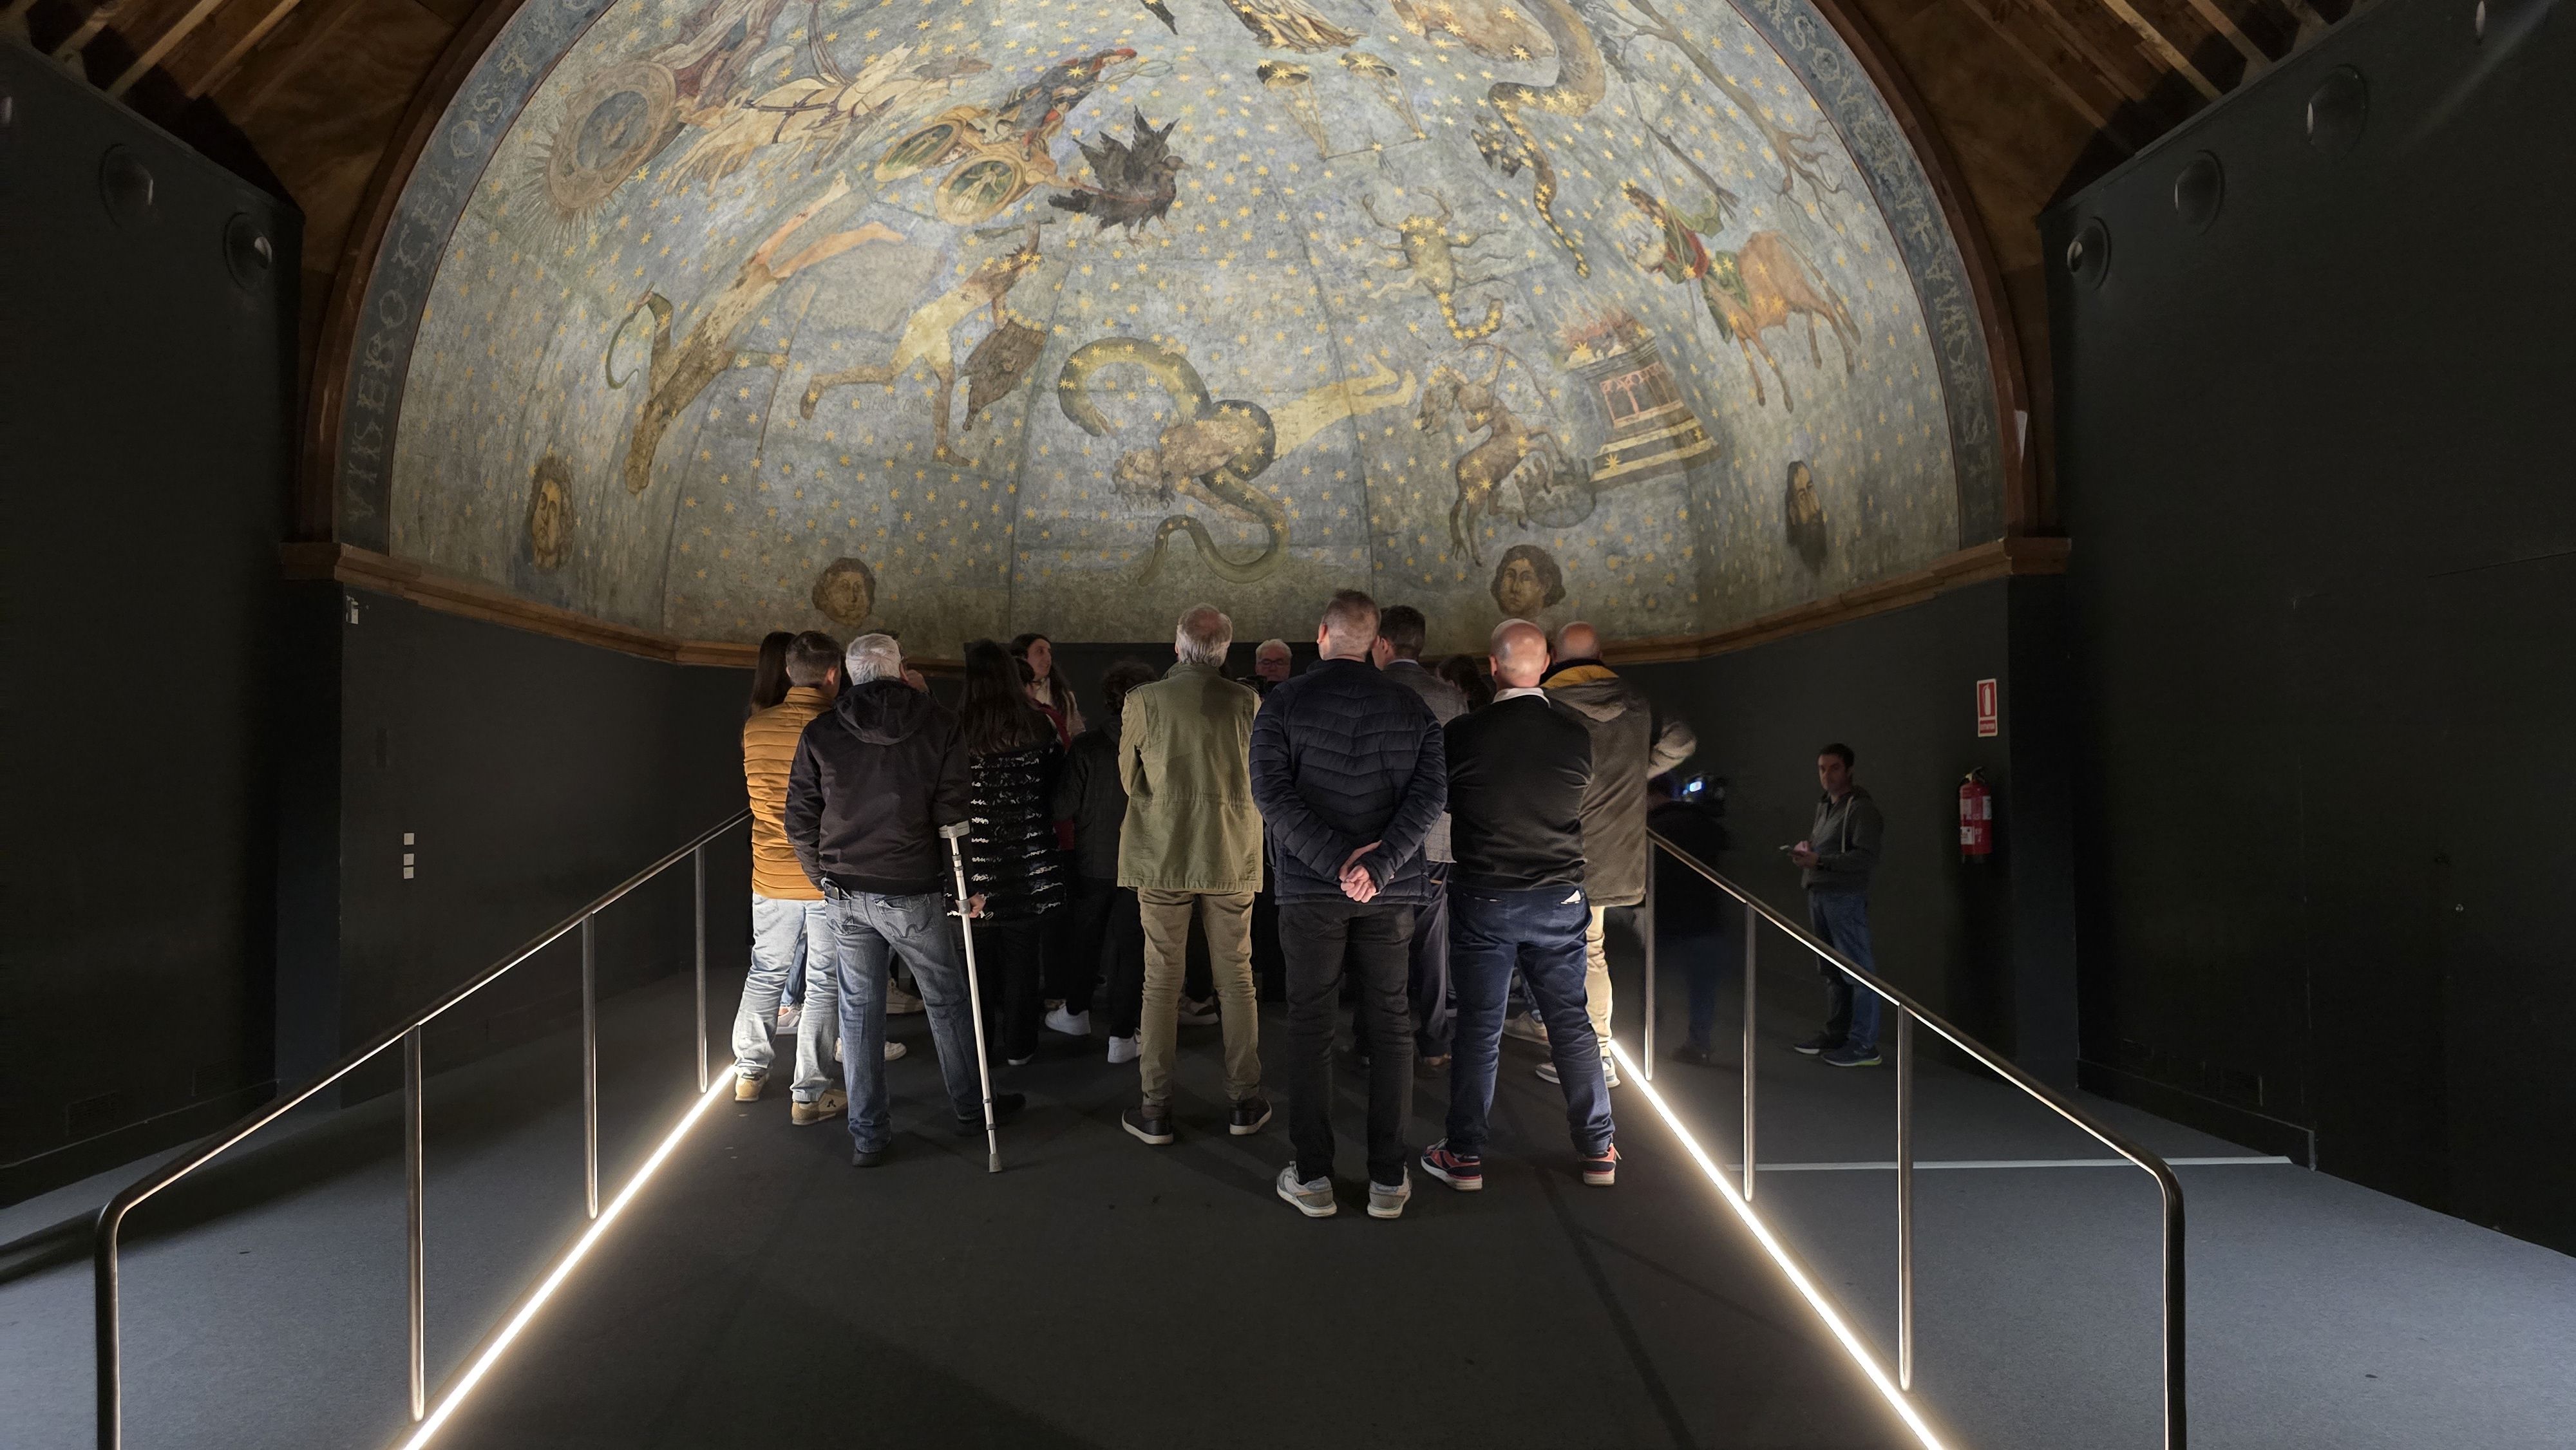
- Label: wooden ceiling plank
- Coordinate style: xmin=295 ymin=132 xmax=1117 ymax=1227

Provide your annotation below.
xmin=107 ymin=0 xmax=234 ymax=94
xmin=2011 ymin=0 xmax=2164 ymax=104
xmin=1954 ymin=0 xmax=2132 ymax=142
xmin=212 ymin=0 xmax=364 ymax=120
xmin=2093 ymin=0 xmax=2224 ymax=97
xmin=172 ymin=0 xmax=307 ymax=97
xmin=49 ymin=0 xmax=129 ymax=62
xmin=2177 ymin=0 xmax=2271 ymax=63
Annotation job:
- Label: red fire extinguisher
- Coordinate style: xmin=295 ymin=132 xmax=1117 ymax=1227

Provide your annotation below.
xmin=1958 ymin=769 xmax=1994 ymax=861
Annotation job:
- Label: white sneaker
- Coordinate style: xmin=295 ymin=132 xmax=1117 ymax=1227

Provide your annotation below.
xmin=1535 ymin=1055 xmax=1620 ymax=1089
xmin=1106 ymin=1034 xmax=1141 ymax=1065
xmin=773 ymin=1004 xmax=802 ymax=1035
xmin=1367 ymin=1171 xmax=1413 ymax=1220
xmin=884 ymin=1040 xmax=908 ymax=1062
xmin=1502 ymin=1012 xmax=1549 ymax=1045
xmin=1277 ymin=1166 xmax=1338 ymax=1218
xmin=887 ymin=986 xmax=926 ymax=1015
xmin=1045 ymin=1006 xmax=1092 ymax=1037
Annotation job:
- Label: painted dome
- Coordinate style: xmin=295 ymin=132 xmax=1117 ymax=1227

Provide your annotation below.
xmin=334 ymin=0 xmax=2003 ymax=653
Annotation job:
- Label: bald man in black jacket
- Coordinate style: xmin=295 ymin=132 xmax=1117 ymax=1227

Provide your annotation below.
xmin=1421 ymin=620 xmax=1619 ymax=1194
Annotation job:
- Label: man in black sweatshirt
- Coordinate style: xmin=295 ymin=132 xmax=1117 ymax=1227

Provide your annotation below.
xmin=786 ymin=633 xmax=1025 ymax=1166
xmin=1421 ymin=620 xmax=1619 ymax=1192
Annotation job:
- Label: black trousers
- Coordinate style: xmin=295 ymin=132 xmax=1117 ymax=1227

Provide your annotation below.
xmin=1352 ymin=863 xmax=1453 ymax=1057
xmin=1282 ymin=897 xmax=1416 ymax=1186
xmin=1060 ymin=877 xmax=1146 ymax=1035
xmin=974 ymin=914 xmax=1048 ymax=1062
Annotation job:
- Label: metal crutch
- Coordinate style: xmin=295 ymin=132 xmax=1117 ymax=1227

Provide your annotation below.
xmin=939 ymin=822 xmax=1003 ymax=1173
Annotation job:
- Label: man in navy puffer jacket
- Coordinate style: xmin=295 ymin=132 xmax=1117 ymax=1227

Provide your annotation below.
xmin=1250 ymin=590 xmax=1446 ymax=1221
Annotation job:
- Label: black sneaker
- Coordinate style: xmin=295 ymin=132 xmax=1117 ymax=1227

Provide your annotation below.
xmin=1792 ymin=1033 xmax=1839 ymax=1057
xmin=851 ymin=1147 xmax=886 ymax=1168
xmin=1123 ymin=1104 xmax=1175 ymax=1145
xmin=1228 ymin=1097 xmax=1273 ymax=1136
xmin=955 ymin=1092 xmax=1027 ymax=1136
xmin=1672 ymin=1041 xmax=1716 ymax=1067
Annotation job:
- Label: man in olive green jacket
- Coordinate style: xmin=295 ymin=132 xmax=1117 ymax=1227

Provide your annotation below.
xmin=1117 ymin=605 xmax=1267 ymax=1145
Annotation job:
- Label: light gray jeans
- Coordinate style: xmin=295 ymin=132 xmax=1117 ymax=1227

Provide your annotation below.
xmin=733 ymin=894 xmax=840 ymax=1104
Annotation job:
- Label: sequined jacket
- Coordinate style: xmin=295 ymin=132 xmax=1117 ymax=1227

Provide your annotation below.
xmin=966 ymin=739 xmax=1068 ymax=919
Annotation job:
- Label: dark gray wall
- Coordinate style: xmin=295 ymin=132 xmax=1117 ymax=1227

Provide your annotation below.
xmin=0 ymin=46 xmax=299 ymax=1200
xmin=1625 ymin=579 xmax=2078 ymax=1074
xmin=2047 ymin=0 xmax=2574 ymax=1247
xmin=279 ymin=590 xmax=753 ymax=1087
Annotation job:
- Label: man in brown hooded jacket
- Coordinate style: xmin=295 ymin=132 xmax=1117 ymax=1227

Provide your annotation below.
xmin=1529 ymin=622 xmax=1696 ymax=1083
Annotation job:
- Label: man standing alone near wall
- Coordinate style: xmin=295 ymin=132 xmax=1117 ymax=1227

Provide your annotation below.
xmin=1117 ymin=606 xmax=1267 ymax=1145
xmin=1792 ymin=743 xmax=1886 ymax=1068
xmin=1535 ymin=622 xmax=1697 ymax=1086
xmin=1253 ymin=591 xmax=1446 ymax=1220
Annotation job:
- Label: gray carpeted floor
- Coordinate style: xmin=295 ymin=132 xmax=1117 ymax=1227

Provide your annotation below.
xmin=8 ymin=939 xmax=2572 ymax=1450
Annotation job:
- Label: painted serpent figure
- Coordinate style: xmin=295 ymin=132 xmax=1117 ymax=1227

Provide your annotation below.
xmin=1472 ymin=0 xmax=1605 ymax=276
xmin=1056 ymin=338 xmax=1285 ymax=584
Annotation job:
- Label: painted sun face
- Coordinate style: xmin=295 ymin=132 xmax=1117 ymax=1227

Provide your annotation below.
xmin=811 ymin=558 xmax=876 ymax=625
xmin=526 ymin=454 xmax=575 ymax=570
xmin=1497 ymin=558 xmax=1544 ymax=618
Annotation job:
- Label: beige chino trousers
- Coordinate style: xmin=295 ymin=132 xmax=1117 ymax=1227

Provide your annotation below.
xmin=1137 ymin=889 xmax=1260 ymax=1107
xmin=1581 ymin=904 xmax=1615 ymax=1044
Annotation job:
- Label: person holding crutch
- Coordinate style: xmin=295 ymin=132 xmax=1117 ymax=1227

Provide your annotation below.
xmin=786 ymin=633 xmax=1025 ymax=1167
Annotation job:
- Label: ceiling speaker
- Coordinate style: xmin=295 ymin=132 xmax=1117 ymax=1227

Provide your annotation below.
xmin=2173 ymin=153 xmax=2224 ymax=232
xmin=2306 ymin=66 xmax=2368 ymax=157
xmin=100 ymin=145 xmax=155 ymax=227
xmin=224 ymin=214 xmax=274 ymax=290
xmin=2065 ymin=218 xmax=2112 ymax=289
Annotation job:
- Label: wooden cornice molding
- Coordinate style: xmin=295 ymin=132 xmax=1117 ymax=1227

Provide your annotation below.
xmin=279 ymin=543 xmax=760 ymax=668
xmin=277 ymin=543 xmax=980 ymax=672
xmin=1604 ymin=536 xmax=2070 ymax=666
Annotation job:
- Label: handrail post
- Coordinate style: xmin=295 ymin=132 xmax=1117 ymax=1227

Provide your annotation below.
xmin=94 ymin=1207 xmax=122 ymax=1450
xmin=582 ymin=914 xmax=600 ymax=1219
xmin=1896 ymin=1010 xmax=1915 ymax=1391
xmin=693 ymin=846 xmax=709 ymax=1093
xmin=1639 ymin=872 xmax=1656 ymax=1082
xmin=1741 ymin=901 xmax=1757 ymax=1200
xmin=2161 ymin=1171 xmax=2189 ymax=1449
xmin=403 ymin=1026 xmax=426 ymax=1420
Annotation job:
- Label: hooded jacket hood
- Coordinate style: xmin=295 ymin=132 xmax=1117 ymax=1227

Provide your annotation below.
xmin=1543 ymin=660 xmax=1646 ymax=723
xmin=837 ymin=678 xmax=936 ymax=745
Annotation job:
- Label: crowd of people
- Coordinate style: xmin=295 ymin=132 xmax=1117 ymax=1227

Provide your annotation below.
xmin=728 ymin=592 xmax=1888 ymax=1216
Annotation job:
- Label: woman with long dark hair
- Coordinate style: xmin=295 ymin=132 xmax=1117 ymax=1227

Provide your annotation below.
xmin=1010 ymin=632 xmax=1085 ymax=745
xmin=958 ymin=639 xmax=1068 ymax=1064
xmin=1437 ymin=652 xmax=1495 ymax=711
xmin=746 ymin=630 xmax=796 ymax=719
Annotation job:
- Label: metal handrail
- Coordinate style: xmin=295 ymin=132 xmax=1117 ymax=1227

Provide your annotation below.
xmin=90 ymin=809 xmax=752 ymax=1450
xmin=1647 ymin=829 xmax=2187 ymax=1450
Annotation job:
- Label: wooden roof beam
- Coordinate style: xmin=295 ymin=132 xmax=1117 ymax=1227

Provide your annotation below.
xmin=2093 ymin=0 xmax=2224 ymax=99
xmin=106 ymin=0 xmax=236 ymax=94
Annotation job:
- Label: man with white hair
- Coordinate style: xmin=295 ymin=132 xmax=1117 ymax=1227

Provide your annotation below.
xmin=786 ymin=632 xmax=1024 ymax=1167
xmin=1250 ymin=638 xmax=1294 ymax=695
xmin=1114 ymin=606 xmax=1268 ymax=1145
xmin=1422 ymin=620 xmax=1616 ymax=1192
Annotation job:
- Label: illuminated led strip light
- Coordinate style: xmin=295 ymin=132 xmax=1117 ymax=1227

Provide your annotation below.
xmin=396 ymin=1074 xmax=734 ymax=1449
xmin=1605 ymin=1040 xmax=1949 ymax=1450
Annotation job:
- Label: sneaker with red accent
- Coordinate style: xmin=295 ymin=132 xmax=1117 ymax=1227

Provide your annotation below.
xmin=1581 ymin=1144 xmax=1620 ymax=1187
xmin=1420 ymin=1140 xmax=1484 ymax=1191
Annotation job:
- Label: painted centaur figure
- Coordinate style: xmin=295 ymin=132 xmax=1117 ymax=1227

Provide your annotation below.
xmin=1620 ymin=181 xmax=1859 ymax=411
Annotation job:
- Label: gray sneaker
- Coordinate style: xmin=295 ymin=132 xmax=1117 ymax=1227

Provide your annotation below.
xmin=1276 ymin=1166 xmax=1338 ymax=1218
xmin=1367 ymin=1172 xmax=1413 ymax=1220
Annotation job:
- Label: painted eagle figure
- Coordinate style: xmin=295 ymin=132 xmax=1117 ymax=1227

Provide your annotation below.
xmin=1048 ymin=109 xmax=1188 ymax=234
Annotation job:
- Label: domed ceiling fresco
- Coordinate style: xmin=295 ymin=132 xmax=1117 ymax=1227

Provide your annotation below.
xmin=333 ymin=0 xmax=2003 ymax=653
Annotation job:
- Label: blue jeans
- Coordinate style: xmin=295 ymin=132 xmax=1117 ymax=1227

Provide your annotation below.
xmin=732 ymin=896 xmax=840 ymax=1104
xmin=1808 ymin=890 xmax=1882 ymax=1051
xmin=1446 ymin=885 xmax=1614 ymax=1157
xmin=824 ymin=884 xmax=987 ymax=1154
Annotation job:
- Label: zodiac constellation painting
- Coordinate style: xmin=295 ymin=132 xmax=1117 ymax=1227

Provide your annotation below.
xmin=367 ymin=0 xmax=1999 ymax=653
